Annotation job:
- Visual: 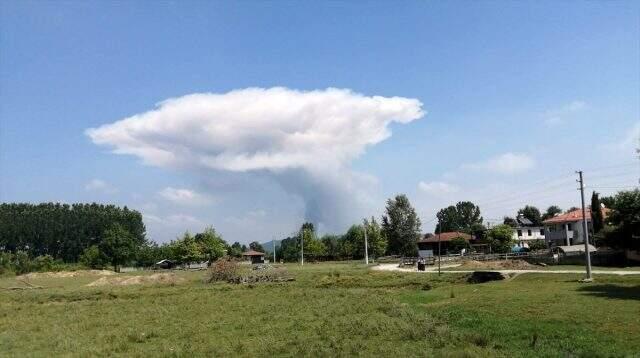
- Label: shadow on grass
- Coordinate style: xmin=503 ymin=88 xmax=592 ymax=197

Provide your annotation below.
xmin=577 ymin=284 xmax=640 ymax=300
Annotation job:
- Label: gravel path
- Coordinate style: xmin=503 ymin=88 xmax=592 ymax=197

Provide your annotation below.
xmin=371 ymin=263 xmax=640 ymax=275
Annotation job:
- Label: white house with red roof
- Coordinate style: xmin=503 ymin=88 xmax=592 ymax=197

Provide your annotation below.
xmin=542 ymin=207 xmax=609 ymax=248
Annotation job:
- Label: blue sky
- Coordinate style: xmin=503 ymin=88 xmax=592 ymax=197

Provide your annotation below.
xmin=1 ymin=1 xmax=638 ymax=244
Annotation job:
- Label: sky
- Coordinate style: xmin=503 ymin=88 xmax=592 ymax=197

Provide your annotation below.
xmin=1 ymin=1 xmax=639 ymax=244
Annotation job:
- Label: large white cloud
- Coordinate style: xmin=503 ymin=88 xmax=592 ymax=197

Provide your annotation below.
xmin=87 ymin=87 xmax=424 ymax=231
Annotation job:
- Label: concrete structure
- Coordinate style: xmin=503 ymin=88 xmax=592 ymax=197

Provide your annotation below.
xmin=542 ymin=207 xmax=609 ymax=248
xmin=511 ymin=215 xmax=545 ymax=248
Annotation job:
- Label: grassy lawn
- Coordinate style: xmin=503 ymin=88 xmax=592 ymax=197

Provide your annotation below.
xmin=1 ymin=262 xmax=639 ymax=357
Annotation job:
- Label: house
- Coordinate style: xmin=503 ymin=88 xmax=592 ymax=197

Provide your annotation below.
xmin=511 ymin=214 xmax=546 ymax=248
xmin=242 ymin=250 xmax=266 ymax=264
xmin=543 ymin=207 xmax=610 ymax=248
xmin=417 ymin=232 xmax=473 ymax=256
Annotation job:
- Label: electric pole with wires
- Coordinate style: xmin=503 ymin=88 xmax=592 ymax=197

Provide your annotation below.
xmin=577 ymin=170 xmax=593 ymax=281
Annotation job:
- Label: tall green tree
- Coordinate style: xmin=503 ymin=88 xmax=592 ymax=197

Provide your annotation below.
xmin=591 ymin=191 xmax=604 ymax=234
xmin=605 ymin=189 xmax=640 ymax=250
xmin=195 ymin=226 xmax=227 ymax=264
xmin=382 ymin=194 xmax=421 ymax=256
xmin=517 ymin=205 xmax=542 ymax=226
xmin=364 ymin=217 xmax=387 ymax=258
xmin=99 ymin=223 xmax=138 ymax=272
xmin=435 ymin=201 xmax=482 ymax=233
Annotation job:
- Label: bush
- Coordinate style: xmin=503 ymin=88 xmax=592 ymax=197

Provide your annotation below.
xmin=528 ymin=240 xmax=547 ymax=251
xmin=0 ymin=251 xmax=14 ymax=275
xmin=80 ymin=245 xmax=108 ymax=269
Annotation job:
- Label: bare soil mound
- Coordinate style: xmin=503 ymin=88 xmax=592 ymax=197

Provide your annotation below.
xmin=20 ymin=270 xmax=115 ymax=279
xmin=86 ymin=273 xmax=185 ymax=287
xmin=459 ymin=260 xmax=535 ymax=270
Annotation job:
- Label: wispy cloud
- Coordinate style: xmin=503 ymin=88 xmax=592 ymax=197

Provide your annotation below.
xmin=463 ymin=152 xmax=535 ymax=174
xmin=84 ymin=179 xmax=118 ymax=194
xmin=418 ymin=181 xmax=459 ymax=195
xmin=544 ymin=100 xmax=587 ymax=126
xmin=158 ymin=187 xmax=213 ymax=206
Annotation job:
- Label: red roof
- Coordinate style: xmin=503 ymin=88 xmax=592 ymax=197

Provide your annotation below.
xmin=242 ymin=250 xmax=265 ymax=256
xmin=543 ymin=207 xmax=610 ymax=224
xmin=418 ymin=232 xmax=472 ymax=243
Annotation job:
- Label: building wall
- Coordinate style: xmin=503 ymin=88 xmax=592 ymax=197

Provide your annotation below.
xmin=544 ymin=220 xmax=592 ymax=246
xmin=511 ymin=226 xmax=545 ymax=247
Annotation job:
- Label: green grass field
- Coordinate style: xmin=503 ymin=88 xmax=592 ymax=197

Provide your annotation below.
xmin=1 ymin=263 xmax=639 ymax=357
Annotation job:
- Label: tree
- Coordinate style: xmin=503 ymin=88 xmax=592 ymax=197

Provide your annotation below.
xmin=364 ymin=217 xmax=387 ymax=258
xmin=517 ymin=206 xmax=542 ymax=226
xmin=449 ymin=237 xmax=470 ymax=253
xmin=99 ymin=223 xmax=138 ymax=272
xmin=195 ymin=226 xmax=227 ymax=264
xmin=435 ymin=201 xmax=482 ymax=233
xmin=80 ymin=245 xmax=108 ymax=269
xmin=249 ymin=241 xmax=265 ymax=252
xmin=591 ymin=191 xmax=604 ymax=234
xmin=485 ymin=224 xmax=515 ymax=253
xmin=541 ymin=206 xmax=562 ymax=221
xmin=604 ymin=189 xmax=640 ymax=250
xmin=171 ymin=232 xmax=204 ymax=264
xmin=503 ymin=216 xmax=517 ymax=227
xmin=229 ymin=242 xmax=243 ymax=258
xmin=299 ymin=223 xmax=325 ymax=260
xmin=320 ymin=234 xmax=341 ymax=260
xmin=382 ymin=194 xmax=421 ymax=256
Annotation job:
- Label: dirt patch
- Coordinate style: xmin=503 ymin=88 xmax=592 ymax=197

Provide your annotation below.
xmin=19 ymin=270 xmax=116 ymax=279
xmin=86 ymin=273 xmax=185 ymax=287
xmin=458 ymin=260 xmax=535 ymax=270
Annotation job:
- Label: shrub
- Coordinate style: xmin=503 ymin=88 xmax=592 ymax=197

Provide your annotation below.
xmin=80 ymin=245 xmax=108 ymax=269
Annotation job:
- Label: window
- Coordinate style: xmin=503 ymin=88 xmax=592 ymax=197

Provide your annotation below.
xmin=540 ymin=229 xmax=545 ymax=235
xmin=567 ymin=223 xmax=572 ymax=231
xmin=517 ymin=230 xmax=522 ymax=237
xmin=527 ymin=230 xmax=532 ymax=236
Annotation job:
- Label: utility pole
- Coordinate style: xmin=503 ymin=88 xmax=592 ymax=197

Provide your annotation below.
xmin=577 ymin=171 xmax=593 ymax=281
xmin=273 ymin=237 xmax=276 ymax=263
xmin=300 ymin=229 xmax=304 ymax=266
xmin=437 ymin=222 xmax=441 ymax=276
xmin=363 ymin=219 xmax=369 ymax=265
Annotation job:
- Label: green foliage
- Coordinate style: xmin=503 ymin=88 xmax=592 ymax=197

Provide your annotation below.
xmin=604 ymin=189 xmax=640 ymax=250
xmin=591 ymin=191 xmax=604 ymax=233
xmin=449 ymin=237 xmax=470 ymax=253
xmin=382 ymin=194 xmax=421 ymax=256
xmin=435 ymin=201 xmax=483 ymax=233
xmin=320 ymin=235 xmax=341 ymax=260
xmin=195 ymin=227 xmax=227 ymax=263
xmin=541 ymin=205 xmax=562 ymax=221
xmin=527 ymin=240 xmax=547 ymax=251
xmin=485 ymin=224 xmax=515 ymax=253
xmin=0 ymin=202 xmax=146 ymax=262
xmin=517 ymin=205 xmax=542 ymax=226
xmin=229 ymin=242 xmax=243 ymax=258
xmin=171 ymin=232 xmax=205 ymax=264
xmin=503 ymin=216 xmax=517 ymax=227
xmin=248 ymin=241 xmax=264 ymax=253
xmin=365 ymin=217 xmax=387 ymax=258
xmin=80 ymin=245 xmax=108 ymax=269
xmin=99 ymin=223 xmax=138 ymax=271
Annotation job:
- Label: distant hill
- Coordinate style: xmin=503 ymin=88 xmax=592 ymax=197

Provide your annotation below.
xmin=260 ymin=239 xmax=281 ymax=253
